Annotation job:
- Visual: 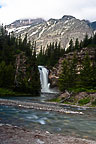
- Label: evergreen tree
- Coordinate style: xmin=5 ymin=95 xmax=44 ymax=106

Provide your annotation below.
xmin=69 ymin=54 xmax=78 ymax=87
xmin=83 ymin=33 xmax=89 ymax=47
xmin=74 ymin=38 xmax=79 ymax=50
xmin=0 ymin=61 xmax=14 ymax=88
xmin=58 ymin=59 xmax=70 ymax=91
xmin=79 ymin=40 xmax=83 ymax=50
xmin=68 ymin=39 xmax=74 ymax=52
xmin=79 ymin=54 xmax=93 ymax=89
xmin=92 ymin=33 xmax=96 ymax=45
xmin=58 ymin=54 xmax=78 ymax=92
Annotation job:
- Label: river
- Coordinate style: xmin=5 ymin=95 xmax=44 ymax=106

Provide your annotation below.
xmin=0 ymin=66 xmax=96 ymax=141
xmin=0 ymin=94 xmax=96 ymax=141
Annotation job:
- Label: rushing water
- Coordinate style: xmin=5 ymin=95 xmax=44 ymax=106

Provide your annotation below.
xmin=38 ymin=66 xmax=52 ymax=93
xmin=0 ymin=104 xmax=96 ymax=140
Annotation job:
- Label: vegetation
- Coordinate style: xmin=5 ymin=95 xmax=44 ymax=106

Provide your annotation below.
xmin=37 ymin=42 xmax=65 ymax=67
xmin=0 ymin=88 xmax=15 ymax=96
xmin=66 ymin=33 xmax=96 ymax=52
xmin=78 ymin=97 xmax=90 ymax=105
xmin=0 ymin=25 xmax=41 ymax=95
xmin=92 ymin=99 xmax=96 ymax=106
xmin=58 ymin=33 xmax=96 ymax=93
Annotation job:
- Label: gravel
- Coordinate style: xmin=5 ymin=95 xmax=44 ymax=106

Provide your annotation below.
xmin=0 ymin=125 xmax=96 ymax=144
xmin=0 ymin=99 xmax=84 ymax=114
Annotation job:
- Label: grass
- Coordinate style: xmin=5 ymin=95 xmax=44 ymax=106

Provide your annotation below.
xmin=68 ymin=88 xmax=96 ymax=93
xmin=0 ymin=88 xmax=33 ymax=97
xmin=0 ymin=88 xmax=15 ymax=95
xmin=78 ymin=97 xmax=90 ymax=105
xmin=50 ymin=97 xmax=61 ymax=102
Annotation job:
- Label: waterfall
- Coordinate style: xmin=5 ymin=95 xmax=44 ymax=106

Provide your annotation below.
xmin=38 ymin=66 xmax=51 ymax=93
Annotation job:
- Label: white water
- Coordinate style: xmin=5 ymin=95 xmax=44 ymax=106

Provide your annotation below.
xmin=38 ymin=66 xmax=51 ymax=93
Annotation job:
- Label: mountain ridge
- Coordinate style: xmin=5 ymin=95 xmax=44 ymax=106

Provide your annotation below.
xmin=6 ymin=15 xmax=94 ymax=52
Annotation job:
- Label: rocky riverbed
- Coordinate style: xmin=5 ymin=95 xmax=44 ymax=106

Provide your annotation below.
xmin=0 ymin=99 xmax=84 ymax=114
xmin=0 ymin=124 xmax=96 ymax=144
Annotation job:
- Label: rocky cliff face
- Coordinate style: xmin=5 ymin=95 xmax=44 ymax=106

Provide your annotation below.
xmin=15 ymin=52 xmax=27 ymax=87
xmin=7 ymin=15 xmax=93 ymax=52
xmin=49 ymin=47 xmax=96 ymax=87
xmin=6 ymin=18 xmax=45 ymax=36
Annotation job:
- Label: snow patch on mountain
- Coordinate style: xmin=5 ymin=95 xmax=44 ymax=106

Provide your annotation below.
xmin=7 ymin=25 xmax=31 ymax=34
xmin=38 ymin=26 xmax=47 ymax=38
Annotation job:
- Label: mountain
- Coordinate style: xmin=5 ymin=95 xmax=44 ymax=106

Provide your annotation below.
xmin=7 ymin=18 xmax=46 ymax=28
xmin=7 ymin=15 xmax=93 ymax=52
xmin=90 ymin=21 xmax=96 ymax=31
xmin=6 ymin=18 xmax=46 ymax=34
xmin=83 ymin=20 xmax=96 ymax=32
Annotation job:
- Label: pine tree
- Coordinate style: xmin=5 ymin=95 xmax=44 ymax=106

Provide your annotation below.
xmin=58 ymin=59 xmax=70 ymax=91
xmin=68 ymin=39 xmax=74 ymax=52
xmin=74 ymin=38 xmax=79 ymax=50
xmin=92 ymin=33 xmax=96 ymax=45
xmin=79 ymin=54 xmax=93 ymax=89
xmin=83 ymin=33 xmax=89 ymax=47
xmin=79 ymin=40 xmax=83 ymax=50
xmin=69 ymin=54 xmax=78 ymax=87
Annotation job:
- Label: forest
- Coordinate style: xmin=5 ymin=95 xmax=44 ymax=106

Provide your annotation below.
xmin=1 ymin=24 xmax=96 ymax=95
xmin=0 ymin=25 xmax=40 ymax=95
xmin=59 ymin=34 xmax=96 ymax=92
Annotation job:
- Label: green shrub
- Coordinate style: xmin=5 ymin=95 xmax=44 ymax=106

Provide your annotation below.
xmin=68 ymin=88 xmax=96 ymax=93
xmin=92 ymin=99 xmax=96 ymax=106
xmin=50 ymin=97 xmax=61 ymax=102
xmin=78 ymin=97 xmax=90 ymax=105
xmin=15 ymin=49 xmax=21 ymax=54
xmin=0 ymin=88 xmax=15 ymax=95
xmin=68 ymin=88 xmax=87 ymax=93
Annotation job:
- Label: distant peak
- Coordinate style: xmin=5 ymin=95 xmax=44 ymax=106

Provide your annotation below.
xmin=7 ymin=18 xmax=46 ymax=28
xmin=48 ymin=18 xmax=58 ymax=22
xmin=61 ymin=15 xmax=75 ymax=20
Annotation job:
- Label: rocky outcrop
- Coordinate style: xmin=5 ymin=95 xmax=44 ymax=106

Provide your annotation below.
xmin=15 ymin=52 xmax=27 ymax=87
xmin=58 ymin=91 xmax=96 ymax=106
xmin=49 ymin=47 xmax=96 ymax=87
xmin=49 ymin=75 xmax=59 ymax=88
xmin=7 ymin=15 xmax=93 ymax=52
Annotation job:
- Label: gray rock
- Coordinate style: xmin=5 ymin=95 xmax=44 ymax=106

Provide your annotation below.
xmin=6 ymin=15 xmax=93 ymax=52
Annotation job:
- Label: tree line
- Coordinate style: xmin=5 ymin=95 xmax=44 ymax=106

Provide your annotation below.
xmin=67 ymin=33 xmax=96 ymax=53
xmin=37 ymin=33 xmax=96 ymax=68
xmin=37 ymin=42 xmax=65 ymax=67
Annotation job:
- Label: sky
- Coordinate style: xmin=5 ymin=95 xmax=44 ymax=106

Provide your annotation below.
xmin=0 ymin=0 xmax=96 ymax=25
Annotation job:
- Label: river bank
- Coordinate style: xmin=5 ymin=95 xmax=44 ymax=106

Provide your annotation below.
xmin=51 ymin=91 xmax=96 ymax=107
xmin=0 ymin=124 xmax=95 ymax=144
